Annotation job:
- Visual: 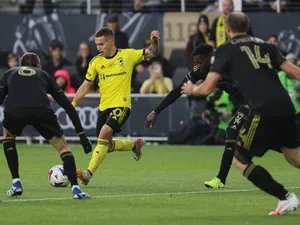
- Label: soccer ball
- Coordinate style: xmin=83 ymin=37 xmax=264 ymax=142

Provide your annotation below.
xmin=48 ymin=165 xmax=69 ymax=187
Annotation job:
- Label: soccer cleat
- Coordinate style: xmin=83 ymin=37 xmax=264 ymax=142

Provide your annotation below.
xmin=72 ymin=186 xmax=91 ymax=200
xmin=7 ymin=180 xmax=23 ymax=197
xmin=204 ymin=177 xmax=225 ymax=188
xmin=269 ymin=193 xmax=300 ymax=216
xmin=76 ymin=169 xmax=92 ymax=185
xmin=132 ymin=138 xmax=145 ymax=161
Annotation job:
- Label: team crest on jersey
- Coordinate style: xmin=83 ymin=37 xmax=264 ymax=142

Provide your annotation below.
xmin=193 ymin=65 xmax=199 ymax=72
xmin=118 ymin=57 xmax=123 ymax=66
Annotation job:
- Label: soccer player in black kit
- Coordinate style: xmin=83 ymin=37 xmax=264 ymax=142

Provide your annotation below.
xmin=0 ymin=53 xmax=92 ymax=199
xmin=144 ymin=43 xmax=249 ymax=188
xmin=181 ymin=12 xmax=300 ymax=215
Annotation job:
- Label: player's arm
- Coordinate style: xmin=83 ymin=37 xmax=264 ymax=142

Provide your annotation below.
xmin=181 ymin=72 xmax=221 ymax=96
xmin=48 ymin=78 xmax=83 ymax=134
xmin=47 ymin=75 xmax=92 ymax=153
xmin=144 ymin=30 xmax=160 ymax=59
xmin=0 ymin=72 xmax=8 ymax=105
xmin=72 ymin=58 xmax=97 ymax=106
xmin=144 ymin=70 xmax=203 ymax=128
xmin=71 ymin=80 xmax=92 ymax=106
xmin=144 ymin=77 xmax=188 ymax=128
xmin=280 ymin=62 xmax=300 ymax=81
xmin=268 ymin=44 xmax=300 ymax=80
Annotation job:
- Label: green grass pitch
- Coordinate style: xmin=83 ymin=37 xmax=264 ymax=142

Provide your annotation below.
xmin=0 ymin=144 xmax=299 ymax=225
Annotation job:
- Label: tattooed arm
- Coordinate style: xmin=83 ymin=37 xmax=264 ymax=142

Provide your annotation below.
xmin=144 ymin=30 xmax=160 ymax=59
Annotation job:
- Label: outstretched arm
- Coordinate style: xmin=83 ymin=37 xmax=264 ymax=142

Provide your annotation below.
xmin=144 ymin=77 xmax=188 ymax=129
xmin=144 ymin=30 xmax=160 ymax=59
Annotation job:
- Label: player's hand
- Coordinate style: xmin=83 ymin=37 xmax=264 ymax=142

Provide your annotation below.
xmin=144 ymin=111 xmax=157 ymax=129
xmin=150 ymin=30 xmax=160 ymax=41
xmin=181 ymin=81 xmax=194 ymax=95
xmin=79 ymin=132 xmax=92 ymax=154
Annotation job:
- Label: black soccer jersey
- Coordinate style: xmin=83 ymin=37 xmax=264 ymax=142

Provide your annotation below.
xmin=0 ymin=66 xmax=60 ymax=109
xmin=154 ymin=65 xmax=245 ymax=114
xmin=0 ymin=66 xmax=83 ymax=133
xmin=210 ymin=34 xmax=294 ymax=116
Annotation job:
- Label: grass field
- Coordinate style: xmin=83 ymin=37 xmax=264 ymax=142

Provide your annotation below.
xmin=0 ymin=144 xmax=299 ymax=225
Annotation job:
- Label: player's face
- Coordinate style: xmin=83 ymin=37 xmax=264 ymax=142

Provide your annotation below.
xmin=95 ymin=36 xmax=114 ymax=57
xmin=223 ymin=0 xmax=233 ymax=15
xmin=193 ymin=53 xmax=212 ymax=72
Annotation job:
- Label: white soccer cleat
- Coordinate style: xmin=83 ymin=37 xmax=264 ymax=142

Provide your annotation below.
xmin=269 ymin=192 xmax=300 ymax=216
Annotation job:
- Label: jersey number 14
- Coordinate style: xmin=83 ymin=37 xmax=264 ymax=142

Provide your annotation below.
xmin=240 ymin=45 xmax=273 ymax=70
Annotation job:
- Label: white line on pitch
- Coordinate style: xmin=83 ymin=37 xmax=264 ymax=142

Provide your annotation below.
xmin=1 ymin=186 xmax=300 ymax=203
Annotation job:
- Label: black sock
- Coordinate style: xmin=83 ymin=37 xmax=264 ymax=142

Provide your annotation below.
xmin=244 ymin=163 xmax=288 ymax=200
xmin=60 ymin=152 xmax=78 ymax=186
xmin=3 ymin=139 xmax=19 ymax=179
xmin=217 ymin=145 xmax=234 ymax=184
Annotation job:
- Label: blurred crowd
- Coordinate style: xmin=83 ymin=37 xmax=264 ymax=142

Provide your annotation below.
xmin=5 ymin=0 xmax=299 ymax=14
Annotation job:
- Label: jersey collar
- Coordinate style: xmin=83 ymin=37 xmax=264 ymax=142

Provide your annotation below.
xmin=105 ymin=49 xmax=118 ymax=59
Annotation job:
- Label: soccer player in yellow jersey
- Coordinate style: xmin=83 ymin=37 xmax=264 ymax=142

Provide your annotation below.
xmin=72 ymin=27 xmax=160 ymax=185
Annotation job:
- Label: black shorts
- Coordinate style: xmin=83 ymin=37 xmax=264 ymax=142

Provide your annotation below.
xmin=96 ymin=107 xmax=130 ymax=136
xmin=226 ymin=104 xmax=250 ymax=143
xmin=236 ymin=113 xmax=299 ymax=158
xmin=3 ymin=107 xmax=63 ymax=140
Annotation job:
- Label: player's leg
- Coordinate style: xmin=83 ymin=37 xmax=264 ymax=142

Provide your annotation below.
xmin=205 ymin=105 xmax=249 ymax=188
xmin=77 ymin=108 xmax=144 ymax=185
xmin=233 ymin=114 xmax=299 ymax=215
xmin=33 ymin=109 xmax=90 ymax=199
xmin=108 ymin=108 xmax=144 ymax=160
xmin=2 ymin=112 xmax=25 ymax=197
xmin=3 ymin=127 xmax=23 ymax=197
xmin=48 ymin=136 xmax=90 ymax=199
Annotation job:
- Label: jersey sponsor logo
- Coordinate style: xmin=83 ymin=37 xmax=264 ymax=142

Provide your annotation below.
xmin=118 ymin=57 xmax=123 ymax=66
xmin=18 ymin=67 xmax=36 ymax=76
xmin=99 ymin=72 xmax=127 ymax=80
xmin=55 ymin=106 xmax=98 ymax=130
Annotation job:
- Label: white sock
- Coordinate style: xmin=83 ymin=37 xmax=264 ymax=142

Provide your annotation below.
xmin=12 ymin=178 xmax=21 ymax=184
xmin=71 ymin=185 xmax=80 ymax=191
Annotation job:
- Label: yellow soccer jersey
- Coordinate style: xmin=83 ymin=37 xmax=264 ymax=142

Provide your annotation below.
xmin=86 ymin=49 xmax=144 ymax=111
